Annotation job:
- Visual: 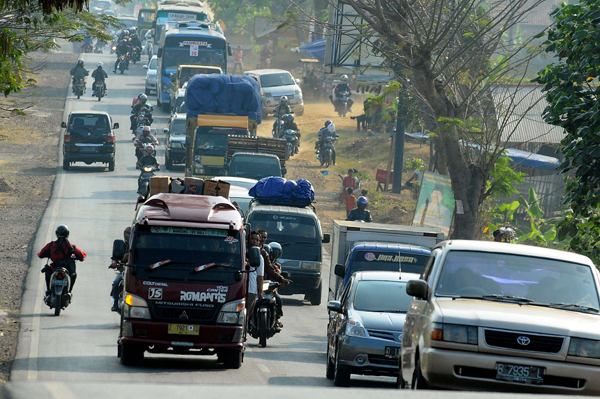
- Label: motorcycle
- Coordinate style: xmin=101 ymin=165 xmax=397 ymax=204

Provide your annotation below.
xmin=132 ymin=47 xmax=141 ymax=64
xmin=82 ymin=42 xmax=93 ymax=53
xmin=137 ymin=165 xmax=157 ymax=196
xmin=284 ymin=129 xmax=297 ymax=160
xmin=272 ymin=112 xmax=293 ymax=138
xmin=110 ymin=40 xmax=117 ymax=54
xmin=135 ymin=136 xmax=156 ymax=160
xmin=43 ymin=260 xmax=73 ymax=316
xmin=335 ymin=91 xmax=351 ymax=117
xmin=93 ymin=42 xmax=105 ymax=54
xmin=249 ymin=280 xmax=281 ymax=347
xmin=118 ymin=54 xmax=128 ymax=74
xmin=93 ymin=80 xmax=106 ymax=102
xmin=73 ymin=79 xmax=85 ymax=99
xmin=109 ymin=260 xmax=125 ymax=314
xmin=132 ymin=108 xmax=153 ymax=136
xmin=320 ymin=135 xmax=337 ymax=167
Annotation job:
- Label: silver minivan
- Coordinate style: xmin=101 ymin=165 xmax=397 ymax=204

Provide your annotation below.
xmin=244 ymin=69 xmax=304 ymax=118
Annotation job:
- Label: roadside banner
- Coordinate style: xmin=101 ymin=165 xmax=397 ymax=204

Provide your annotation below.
xmin=411 ymin=171 xmax=455 ymax=236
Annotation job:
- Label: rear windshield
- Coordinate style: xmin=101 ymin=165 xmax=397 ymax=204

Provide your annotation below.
xmin=349 ymin=250 xmax=429 ymax=276
xmin=260 ymin=73 xmax=294 ymax=88
xmin=353 ymin=280 xmax=412 ymax=313
xmin=170 ymin=118 xmax=186 ymax=135
xmin=68 ymin=114 xmax=110 ymax=132
xmin=248 ymin=212 xmax=320 ymax=261
xmin=229 ymin=155 xmax=280 ymax=179
xmin=149 ymin=57 xmax=158 ymax=69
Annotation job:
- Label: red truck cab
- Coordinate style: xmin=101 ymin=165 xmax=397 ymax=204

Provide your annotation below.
xmin=113 ymin=193 xmax=258 ymax=368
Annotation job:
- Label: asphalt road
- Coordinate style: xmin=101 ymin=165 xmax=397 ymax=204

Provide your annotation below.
xmin=8 ymin=51 xmax=394 ymax=388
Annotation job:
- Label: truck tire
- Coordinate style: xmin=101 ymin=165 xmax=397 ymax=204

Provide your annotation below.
xmin=221 ymin=350 xmax=243 ymax=369
xmin=120 ymin=342 xmax=144 ymax=366
xmin=309 ymin=282 xmax=322 ymax=306
xmin=62 ymin=160 xmax=70 ymax=171
xmin=165 ymin=152 xmax=173 ymax=170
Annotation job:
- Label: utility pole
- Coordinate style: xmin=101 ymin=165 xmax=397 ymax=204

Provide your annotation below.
xmin=392 ymin=95 xmax=405 ymax=193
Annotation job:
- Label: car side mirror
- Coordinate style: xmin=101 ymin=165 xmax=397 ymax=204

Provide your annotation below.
xmin=112 ymin=239 xmax=126 ymax=260
xmin=143 ymin=65 xmax=148 ymax=69
xmin=157 ymin=48 xmax=163 ymax=58
xmin=322 ymin=233 xmax=330 ymax=244
xmin=113 ymin=123 xmax=119 ymax=129
xmin=248 ymin=246 xmax=261 ymax=267
xmin=327 ymin=300 xmax=343 ymax=313
xmin=334 ymin=263 xmax=345 ymax=277
xmin=163 ymin=128 xmax=169 ymax=134
xmin=61 ymin=122 xmax=67 ymax=128
xmin=185 ymin=135 xmax=191 ymax=147
xmin=406 ymin=280 xmax=428 ymax=300
xmin=295 ymin=78 xmax=301 ymax=84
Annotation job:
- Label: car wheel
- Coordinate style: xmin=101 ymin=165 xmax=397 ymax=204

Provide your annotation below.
xmin=333 ymin=345 xmax=350 ymax=387
xmin=108 ymin=160 xmax=115 ymax=172
xmin=62 ymin=160 xmax=70 ymax=170
xmin=165 ymin=153 xmax=173 ymax=170
xmin=326 ymin=342 xmax=335 ymax=380
xmin=413 ymin=358 xmax=429 ymax=390
xmin=309 ymin=282 xmax=322 ymax=306
xmin=395 ymin=358 xmax=406 ymax=389
xmin=145 ymin=88 xmax=150 ymax=95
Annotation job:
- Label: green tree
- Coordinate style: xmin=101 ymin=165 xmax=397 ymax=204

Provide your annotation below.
xmin=534 ymin=0 xmax=600 ymax=262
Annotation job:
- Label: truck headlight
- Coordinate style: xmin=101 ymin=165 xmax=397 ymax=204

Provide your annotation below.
xmin=430 ymin=323 xmax=478 ymax=345
xmin=569 ymin=338 xmax=600 ymax=358
xmin=217 ymin=299 xmax=245 ymax=325
xmin=123 ymin=292 xmax=151 ymax=319
xmin=345 ymin=318 xmax=367 ymax=337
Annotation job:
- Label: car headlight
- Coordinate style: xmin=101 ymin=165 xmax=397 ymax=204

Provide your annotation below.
xmin=217 ymin=299 xmax=245 ymax=325
xmin=568 ymin=338 xmax=600 ymax=358
xmin=123 ymin=292 xmax=151 ymax=319
xmin=345 ymin=318 xmax=367 ymax=337
xmin=430 ymin=323 xmax=478 ymax=345
xmin=148 ymin=73 xmax=157 ymax=79
xmin=300 ymin=262 xmax=321 ymax=271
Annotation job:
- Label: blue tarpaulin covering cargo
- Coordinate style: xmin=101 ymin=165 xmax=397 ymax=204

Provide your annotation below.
xmin=249 ymin=177 xmax=315 ymax=207
xmin=504 ymin=148 xmax=560 ymax=171
xmin=186 ymin=74 xmax=262 ymax=124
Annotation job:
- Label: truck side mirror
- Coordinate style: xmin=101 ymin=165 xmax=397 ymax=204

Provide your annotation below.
xmin=170 ymin=73 xmax=176 ymax=83
xmin=334 ymin=263 xmax=345 ymax=277
xmin=322 ymin=233 xmax=330 ymax=244
xmin=185 ymin=135 xmax=191 ymax=147
xmin=406 ymin=280 xmax=428 ymax=300
xmin=113 ymin=123 xmax=119 ymax=130
xmin=248 ymin=246 xmax=261 ymax=267
xmin=61 ymin=122 xmax=67 ymax=128
xmin=227 ymin=44 xmax=233 ymax=56
xmin=112 ymin=239 xmax=126 ymax=260
xmin=327 ymin=300 xmax=343 ymax=313
xmin=163 ymin=128 xmax=169 ymax=134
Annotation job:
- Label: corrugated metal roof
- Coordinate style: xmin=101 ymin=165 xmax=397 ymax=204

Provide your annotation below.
xmin=493 ymin=85 xmax=565 ymax=144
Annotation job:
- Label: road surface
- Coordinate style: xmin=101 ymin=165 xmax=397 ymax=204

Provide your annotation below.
xmin=9 ymin=51 xmax=390 ymax=388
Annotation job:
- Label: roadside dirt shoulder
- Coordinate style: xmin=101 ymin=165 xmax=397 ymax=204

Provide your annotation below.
xmin=0 ymin=51 xmax=77 ymax=382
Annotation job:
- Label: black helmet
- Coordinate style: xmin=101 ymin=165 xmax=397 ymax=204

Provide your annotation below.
xmin=268 ymin=242 xmax=282 ymax=261
xmin=263 ymin=243 xmax=272 ymax=258
xmin=77 ymin=59 xmax=84 ymax=66
xmin=324 ymin=119 xmax=332 ymax=127
xmin=55 ymin=225 xmax=70 ymax=238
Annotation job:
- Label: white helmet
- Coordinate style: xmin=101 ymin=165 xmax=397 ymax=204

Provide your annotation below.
xmin=280 ymin=96 xmax=288 ymax=104
xmin=341 ymin=75 xmax=349 ymax=81
xmin=327 ymin=123 xmax=335 ymax=133
xmin=97 ymin=62 xmax=103 ymax=68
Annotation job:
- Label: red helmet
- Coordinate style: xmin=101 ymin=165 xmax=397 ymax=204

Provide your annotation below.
xmin=144 ymin=145 xmax=154 ymax=155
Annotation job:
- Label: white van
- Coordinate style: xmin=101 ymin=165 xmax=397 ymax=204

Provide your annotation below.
xmin=244 ymin=69 xmax=304 ymax=118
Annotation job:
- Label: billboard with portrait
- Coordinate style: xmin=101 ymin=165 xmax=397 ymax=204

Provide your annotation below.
xmin=411 ymin=171 xmax=455 ymax=237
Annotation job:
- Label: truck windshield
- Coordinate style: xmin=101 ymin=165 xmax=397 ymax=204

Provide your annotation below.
xmin=349 ymin=250 xmax=429 ymax=275
xmin=195 ymin=129 xmax=229 ymax=154
xmin=132 ymin=226 xmax=243 ymax=283
xmin=228 ymin=155 xmax=280 ymax=179
xmin=248 ymin=213 xmax=320 ymax=261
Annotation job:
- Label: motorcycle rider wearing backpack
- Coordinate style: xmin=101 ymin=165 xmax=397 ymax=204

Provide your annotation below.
xmin=315 ymin=123 xmax=338 ymax=164
xmin=91 ymin=62 xmax=108 ymax=97
xmin=69 ymin=59 xmax=88 ymax=86
xmin=38 ymin=225 xmax=86 ymax=299
xmin=279 ymin=114 xmax=301 ymax=154
xmin=130 ymin=93 xmax=154 ymax=131
xmin=330 ymin=75 xmax=354 ymax=111
xmin=272 ymin=96 xmax=292 ymax=133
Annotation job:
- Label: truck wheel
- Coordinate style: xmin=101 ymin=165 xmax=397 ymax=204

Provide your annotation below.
xmin=221 ymin=350 xmax=243 ymax=369
xmin=145 ymin=88 xmax=150 ymax=95
xmin=162 ymin=102 xmax=170 ymax=112
xmin=108 ymin=160 xmax=115 ymax=172
xmin=62 ymin=160 xmax=70 ymax=170
xmin=120 ymin=342 xmax=144 ymax=366
xmin=165 ymin=153 xmax=173 ymax=170
xmin=309 ymin=282 xmax=322 ymax=306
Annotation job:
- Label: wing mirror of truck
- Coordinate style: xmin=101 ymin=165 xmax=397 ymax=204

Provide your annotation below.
xmin=322 ymin=233 xmax=330 ymax=244
xmin=163 ymin=128 xmax=169 ymax=134
xmin=113 ymin=123 xmax=119 ymax=130
xmin=327 ymin=300 xmax=343 ymax=313
xmin=248 ymin=246 xmax=261 ymax=267
xmin=170 ymin=73 xmax=176 ymax=84
xmin=61 ymin=121 xmax=67 ymax=128
xmin=157 ymin=47 xmax=163 ymax=58
xmin=406 ymin=280 xmax=428 ymax=300
xmin=112 ymin=239 xmax=126 ymax=261
xmin=227 ymin=44 xmax=233 ymax=56
xmin=185 ymin=135 xmax=191 ymax=148
xmin=334 ymin=263 xmax=345 ymax=277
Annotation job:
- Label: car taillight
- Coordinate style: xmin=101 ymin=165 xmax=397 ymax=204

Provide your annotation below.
xmin=107 ymin=135 xmax=115 ymax=143
xmin=64 ymin=133 xmax=70 ymax=143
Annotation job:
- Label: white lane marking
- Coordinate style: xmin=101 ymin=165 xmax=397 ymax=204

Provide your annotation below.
xmin=46 ymin=382 xmax=77 ymax=399
xmin=257 ymin=363 xmax=270 ymax=373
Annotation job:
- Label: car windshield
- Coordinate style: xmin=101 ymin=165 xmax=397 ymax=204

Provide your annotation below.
xmin=350 ymin=250 xmax=429 ymax=275
xmin=133 ymin=226 xmax=242 ymax=283
xmin=260 ymin=73 xmax=295 ymax=88
xmin=149 ymin=58 xmax=158 ymax=70
xmin=228 ymin=156 xmax=280 ymax=179
xmin=170 ymin=118 xmax=186 ymax=135
xmin=248 ymin=213 xmax=320 ymax=261
xmin=230 ymin=196 xmax=251 ymax=214
xmin=353 ymin=280 xmax=412 ymax=313
xmin=69 ymin=114 xmax=110 ymax=132
xmin=435 ymin=251 xmax=600 ymax=310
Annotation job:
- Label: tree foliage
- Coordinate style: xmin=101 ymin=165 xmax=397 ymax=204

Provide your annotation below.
xmin=534 ymin=0 xmax=600 ymax=262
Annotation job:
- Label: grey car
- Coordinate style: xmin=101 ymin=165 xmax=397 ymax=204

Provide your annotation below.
xmin=326 ymin=271 xmax=419 ymax=386
xmin=163 ymin=113 xmax=186 ymax=169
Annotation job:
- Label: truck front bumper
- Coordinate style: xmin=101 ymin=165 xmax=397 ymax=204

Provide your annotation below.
xmin=278 ymin=269 xmax=321 ymax=295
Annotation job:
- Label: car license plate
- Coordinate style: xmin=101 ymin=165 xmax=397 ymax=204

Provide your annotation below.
xmin=496 ymin=363 xmax=544 ymax=384
xmin=385 ymin=346 xmax=401 ymax=359
xmin=78 ymin=147 xmax=98 ymax=153
xmin=167 ymin=324 xmax=199 ymax=336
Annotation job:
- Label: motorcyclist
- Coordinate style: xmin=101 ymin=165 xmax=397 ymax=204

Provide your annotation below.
xmin=113 ymin=37 xmax=131 ymax=73
xmin=38 ymin=225 xmax=86 ymax=301
xmin=315 ymin=123 xmax=338 ymax=164
xmin=279 ymin=113 xmax=301 ymax=154
xmin=130 ymin=94 xmax=154 ymax=131
xmin=271 ymin=96 xmax=292 ymax=133
xmin=331 ymin=75 xmax=354 ymax=111
xmin=109 ymin=227 xmax=130 ymax=312
xmin=315 ymin=119 xmax=332 ymax=153
xmin=137 ymin=145 xmax=160 ymax=194
xmin=347 ymin=196 xmax=373 ymax=222
xmin=82 ymin=36 xmax=94 ymax=52
xmin=69 ymin=59 xmax=88 ymax=86
xmin=268 ymin=242 xmax=289 ymax=329
xmin=134 ymin=126 xmax=159 ymax=158
xmin=91 ymin=62 xmax=108 ymax=97
xmin=130 ymin=31 xmax=142 ymax=60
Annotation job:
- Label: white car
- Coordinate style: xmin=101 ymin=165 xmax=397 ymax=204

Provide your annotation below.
xmin=144 ymin=56 xmax=158 ymax=95
xmin=213 ymin=176 xmax=258 ymax=190
xmin=229 ymin=185 xmax=253 ymax=216
xmin=244 ymin=69 xmax=304 ymax=118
